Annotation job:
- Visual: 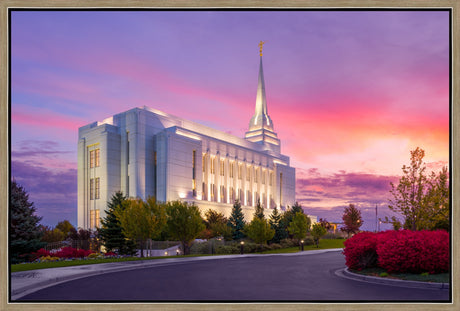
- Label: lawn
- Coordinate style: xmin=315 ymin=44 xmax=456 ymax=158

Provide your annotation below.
xmin=351 ymin=267 xmax=450 ymax=283
xmin=260 ymin=238 xmax=345 ymax=254
xmin=11 ymin=239 xmax=345 ymax=272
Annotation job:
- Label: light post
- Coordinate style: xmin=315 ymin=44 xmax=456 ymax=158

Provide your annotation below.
xmin=176 ymin=249 xmax=180 ymax=256
xmin=240 ymin=241 xmax=245 ymax=254
xmin=300 ymin=240 xmax=304 ymax=251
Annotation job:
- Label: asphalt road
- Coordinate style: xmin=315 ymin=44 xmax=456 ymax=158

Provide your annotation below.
xmin=19 ymin=251 xmax=450 ymax=302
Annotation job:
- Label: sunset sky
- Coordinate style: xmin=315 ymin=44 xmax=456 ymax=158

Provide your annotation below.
xmin=10 ymin=10 xmax=450 ymax=230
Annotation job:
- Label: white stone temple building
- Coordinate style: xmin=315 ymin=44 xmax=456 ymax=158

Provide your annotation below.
xmin=77 ymin=47 xmax=296 ymax=229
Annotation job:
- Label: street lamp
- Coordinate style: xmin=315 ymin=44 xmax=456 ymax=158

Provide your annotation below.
xmin=300 ymin=240 xmax=304 ymax=251
xmin=240 ymin=241 xmax=245 ymax=254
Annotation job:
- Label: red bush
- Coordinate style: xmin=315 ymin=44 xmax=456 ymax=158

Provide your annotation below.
xmin=343 ymin=230 xmax=449 ymax=274
xmin=377 ymin=230 xmax=449 ymax=274
xmin=54 ymin=247 xmax=94 ymax=259
xmin=30 ymin=248 xmax=52 ymax=261
xmin=343 ymin=231 xmax=398 ymax=270
xmin=104 ymin=251 xmax=117 ymax=257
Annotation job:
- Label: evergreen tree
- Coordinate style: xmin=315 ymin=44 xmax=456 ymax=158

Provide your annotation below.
xmin=99 ymin=191 xmax=136 ymax=255
xmin=10 ymin=180 xmax=46 ymax=263
xmin=228 ymin=200 xmax=246 ymax=240
xmin=269 ymin=206 xmax=287 ymax=243
xmin=253 ymin=198 xmax=265 ymax=220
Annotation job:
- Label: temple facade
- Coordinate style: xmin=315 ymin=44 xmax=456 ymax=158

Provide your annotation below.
xmin=77 ymin=47 xmax=296 ymax=229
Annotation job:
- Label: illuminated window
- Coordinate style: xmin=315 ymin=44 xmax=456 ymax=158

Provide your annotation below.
xmin=262 ymin=170 xmax=266 ymax=184
xmin=90 ymin=210 xmax=100 ymax=228
xmin=89 ymin=149 xmax=100 ymax=168
xmin=220 ymin=185 xmax=225 ymax=202
xmin=90 ymin=177 xmax=100 ymax=200
xmin=269 ymin=172 xmax=274 ymax=186
xmin=246 ymin=166 xmax=251 ymax=181
xmin=247 ymin=190 xmax=252 ymax=206
xmin=280 ymin=173 xmax=283 ymax=207
xmin=255 ymin=168 xmax=259 ymax=183
xmin=220 ymin=159 xmax=225 ymax=176
xmin=238 ymin=164 xmax=242 ymax=180
xmin=230 ymin=187 xmax=235 ymax=202
xmin=202 ymin=182 xmax=207 ymax=200
xmin=210 ymin=184 xmax=215 ymax=201
xmin=90 ymin=178 xmax=94 ymax=200
xmin=229 ymin=162 xmax=234 ymax=178
xmin=192 ymin=150 xmax=196 ymax=196
xmin=202 ymin=154 xmax=207 ymax=173
xmin=95 ymin=177 xmax=100 ymax=199
xmin=211 ymin=158 xmax=215 ymax=174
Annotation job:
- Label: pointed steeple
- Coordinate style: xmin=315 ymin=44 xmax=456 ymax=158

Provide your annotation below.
xmin=245 ymin=42 xmax=280 ymax=153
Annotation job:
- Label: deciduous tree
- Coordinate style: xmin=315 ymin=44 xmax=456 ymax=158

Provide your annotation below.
xmin=341 ymin=204 xmax=363 ymax=238
xmin=385 ymin=147 xmax=449 ymax=231
xmin=288 ymin=212 xmax=310 ymax=243
xmin=55 ymin=220 xmax=75 ymax=239
xmin=311 ymin=223 xmax=327 ymax=248
xmin=204 ymin=209 xmax=232 ymax=240
xmin=115 ymin=197 xmax=166 ymax=257
xmin=165 ymin=201 xmax=205 ymax=255
xmin=245 ymin=217 xmax=275 ymax=245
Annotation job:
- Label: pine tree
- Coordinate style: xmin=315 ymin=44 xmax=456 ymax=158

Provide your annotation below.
xmin=253 ymin=198 xmax=265 ymax=220
xmin=10 ymin=180 xmax=46 ymax=263
xmin=269 ymin=206 xmax=287 ymax=243
xmin=99 ymin=191 xmax=136 ymax=255
xmin=228 ymin=200 xmax=246 ymax=240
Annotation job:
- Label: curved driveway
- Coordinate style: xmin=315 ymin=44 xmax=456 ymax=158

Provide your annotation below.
xmin=19 ymin=250 xmax=449 ymax=302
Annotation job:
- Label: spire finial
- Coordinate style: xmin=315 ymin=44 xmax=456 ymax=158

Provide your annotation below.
xmin=258 ymin=40 xmax=266 ymax=56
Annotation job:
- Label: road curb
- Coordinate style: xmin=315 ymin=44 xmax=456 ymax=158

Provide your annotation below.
xmin=337 ymin=268 xmax=450 ymax=290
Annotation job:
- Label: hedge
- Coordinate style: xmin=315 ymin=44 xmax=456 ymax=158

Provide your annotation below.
xmin=343 ymin=230 xmax=449 ymax=274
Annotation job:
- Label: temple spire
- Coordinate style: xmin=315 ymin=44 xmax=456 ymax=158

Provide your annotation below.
xmin=245 ymin=42 xmax=280 ymax=153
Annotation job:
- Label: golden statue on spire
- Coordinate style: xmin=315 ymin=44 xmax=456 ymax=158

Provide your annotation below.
xmin=258 ymin=40 xmax=266 ymax=56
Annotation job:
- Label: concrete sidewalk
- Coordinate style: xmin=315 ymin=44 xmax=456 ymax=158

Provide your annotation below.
xmin=11 ymin=248 xmax=342 ymax=300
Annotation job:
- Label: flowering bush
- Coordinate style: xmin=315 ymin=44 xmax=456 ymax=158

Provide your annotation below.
xmin=104 ymin=251 xmax=117 ymax=257
xmin=31 ymin=248 xmax=52 ymax=261
xmin=30 ymin=247 xmax=94 ymax=261
xmin=38 ymin=256 xmax=61 ymax=262
xmin=343 ymin=230 xmax=449 ymax=274
xmin=54 ymin=247 xmax=94 ymax=258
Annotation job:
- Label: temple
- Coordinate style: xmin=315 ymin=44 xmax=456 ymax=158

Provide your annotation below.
xmin=77 ymin=44 xmax=296 ymax=229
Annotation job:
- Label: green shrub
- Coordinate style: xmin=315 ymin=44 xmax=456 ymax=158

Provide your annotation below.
xmin=379 ymin=272 xmax=389 ymax=277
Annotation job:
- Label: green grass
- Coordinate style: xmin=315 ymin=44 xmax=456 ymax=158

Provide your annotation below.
xmin=10 ymin=254 xmax=210 ymax=273
xmin=351 ymin=267 xmax=449 ymax=283
xmin=11 ymin=239 xmax=345 ymax=273
xmin=260 ymin=239 xmax=344 ymax=254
